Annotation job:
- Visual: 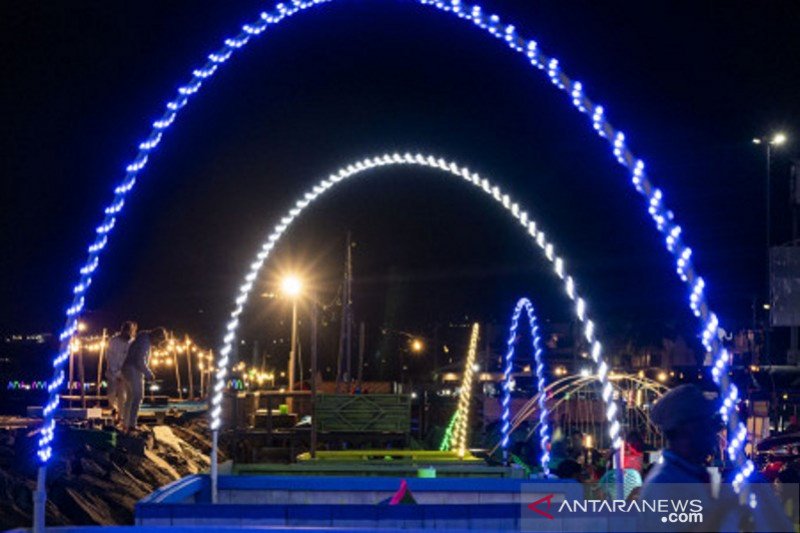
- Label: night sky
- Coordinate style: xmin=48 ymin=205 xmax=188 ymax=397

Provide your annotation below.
xmin=2 ymin=1 xmax=800 ymax=362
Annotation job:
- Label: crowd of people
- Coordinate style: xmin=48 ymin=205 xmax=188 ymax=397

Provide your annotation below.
xmin=104 ymin=322 xmax=166 ymax=433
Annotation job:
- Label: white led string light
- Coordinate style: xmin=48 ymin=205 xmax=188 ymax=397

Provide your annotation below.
xmin=499 ymin=297 xmax=549 ymax=475
xmin=35 ymin=0 xmax=752 ymax=520
xmin=210 ymin=152 xmax=623 ymax=479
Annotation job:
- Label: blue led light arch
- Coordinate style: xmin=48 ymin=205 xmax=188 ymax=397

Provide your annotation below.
xmin=35 ymin=0 xmax=754 ymax=522
xmin=499 ymin=297 xmax=549 ymax=475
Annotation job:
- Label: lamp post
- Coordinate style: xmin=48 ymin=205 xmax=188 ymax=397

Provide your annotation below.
xmin=77 ymin=321 xmax=87 ymax=408
xmin=280 ymin=275 xmax=303 ymax=412
xmin=753 ymin=132 xmax=787 ymax=363
xmin=185 ymin=336 xmax=194 ymax=400
xmin=310 ymin=295 xmax=318 ymax=458
xmin=410 ymin=338 xmax=424 ymax=354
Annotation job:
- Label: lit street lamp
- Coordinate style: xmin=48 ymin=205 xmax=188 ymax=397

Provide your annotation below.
xmin=753 ymin=132 xmax=788 ymax=361
xmin=410 ymin=338 xmax=424 ymax=353
xmin=280 ymin=275 xmax=303 ymax=410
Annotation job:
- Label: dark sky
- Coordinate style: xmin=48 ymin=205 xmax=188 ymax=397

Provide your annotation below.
xmin=2 ymin=1 xmax=800 ymax=357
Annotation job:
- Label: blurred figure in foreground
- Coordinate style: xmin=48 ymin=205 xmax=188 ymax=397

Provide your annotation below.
xmin=121 ymin=327 xmax=166 ymax=433
xmin=644 ymin=384 xmax=719 ymax=485
xmin=642 ymin=384 xmax=793 ymax=532
xmin=106 ymin=321 xmax=137 ymax=427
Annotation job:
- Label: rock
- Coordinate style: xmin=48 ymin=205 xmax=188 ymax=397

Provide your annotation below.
xmin=0 ymin=416 xmax=218 ymax=529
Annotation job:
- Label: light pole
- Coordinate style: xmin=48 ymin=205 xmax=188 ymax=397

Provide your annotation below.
xmin=280 ymin=275 xmax=303 ymax=412
xmin=310 ymin=295 xmax=318 ymax=458
xmin=753 ymin=132 xmax=787 ymax=363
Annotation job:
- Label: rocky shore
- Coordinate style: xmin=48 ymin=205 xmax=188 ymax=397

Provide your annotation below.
xmin=0 ymin=417 xmax=218 ymax=530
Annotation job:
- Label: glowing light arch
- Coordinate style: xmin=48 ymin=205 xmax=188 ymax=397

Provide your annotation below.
xmin=499 ymin=297 xmax=548 ymax=474
xmin=34 ymin=0 xmax=754 ymax=521
xmin=209 ymin=153 xmax=622 ymax=498
xmin=451 ymin=322 xmax=480 ymax=457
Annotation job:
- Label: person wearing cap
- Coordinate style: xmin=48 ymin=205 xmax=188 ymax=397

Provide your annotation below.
xmin=639 ymin=384 xmax=734 ymax=531
xmin=643 ymin=384 xmax=719 ymax=486
xmin=641 ymin=384 xmax=793 ymax=532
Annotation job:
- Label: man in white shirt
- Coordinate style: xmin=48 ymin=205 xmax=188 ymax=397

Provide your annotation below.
xmin=105 ymin=321 xmax=137 ymax=426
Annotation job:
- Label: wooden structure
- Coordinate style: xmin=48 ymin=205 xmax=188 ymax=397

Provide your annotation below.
xmin=225 ymin=391 xmax=412 ymax=463
xmin=314 ymin=394 xmax=410 ymax=434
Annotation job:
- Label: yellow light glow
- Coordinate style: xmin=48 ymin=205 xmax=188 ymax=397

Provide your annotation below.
xmin=411 ymin=339 xmax=424 ymax=353
xmin=452 ymin=323 xmax=480 ymax=458
xmin=280 ymin=275 xmax=303 ymax=298
xmin=77 ymin=321 xmax=88 ymax=333
xmin=772 ymin=133 xmax=787 ymax=146
xmin=657 ymin=371 xmax=667 ymax=382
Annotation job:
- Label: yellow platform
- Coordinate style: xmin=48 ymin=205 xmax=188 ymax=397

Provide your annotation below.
xmin=296 ymin=449 xmax=481 ymax=462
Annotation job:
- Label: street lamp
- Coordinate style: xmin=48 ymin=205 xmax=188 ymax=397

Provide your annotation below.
xmin=280 ymin=275 xmax=303 ymax=410
xmin=410 ymin=338 xmax=424 ymax=353
xmin=280 ymin=275 xmax=303 ymax=298
xmin=753 ymin=132 xmax=788 ymax=362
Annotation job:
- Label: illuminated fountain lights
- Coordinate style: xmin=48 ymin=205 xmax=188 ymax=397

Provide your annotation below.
xmin=450 ymin=323 xmax=480 ymax=457
xmin=36 ymin=0 xmax=750 ymax=512
xmin=499 ymin=297 xmax=549 ymax=475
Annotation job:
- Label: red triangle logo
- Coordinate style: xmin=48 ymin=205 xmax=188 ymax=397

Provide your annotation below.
xmin=527 ymin=493 xmax=555 ymax=520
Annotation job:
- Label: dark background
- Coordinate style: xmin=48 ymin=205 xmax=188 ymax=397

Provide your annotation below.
xmin=2 ymin=1 xmax=799 ymax=372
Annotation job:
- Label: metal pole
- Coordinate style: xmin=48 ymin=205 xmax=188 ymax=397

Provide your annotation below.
xmin=311 ymin=299 xmax=318 ymax=458
xmin=345 ymin=233 xmax=353 ymax=387
xmin=186 ymin=337 xmax=194 ymax=400
xmin=33 ymin=465 xmax=46 ymax=533
xmin=68 ymin=349 xmax=74 ymax=408
xmin=173 ymin=337 xmax=183 ymax=401
xmin=766 ymin=143 xmax=772 ymax=362
xmin=791 ymin=161 xmax=800 ymax=365
xmin=614 ymin=445 xmax=624 ymax=500
xmin=298 ymin=333 xmax=304 ymax=388
xmin=96 ymin=328 xmax=107 ymax=397
xmin=211 ymin=429 xmax=219 ymax=503
xmin=79 ymin=344 xmax=86 ymax=409
xmin=357 ymin=321 xmax=365 ymax=388
xmin=288 ymin=300 xmax=297 ymax=412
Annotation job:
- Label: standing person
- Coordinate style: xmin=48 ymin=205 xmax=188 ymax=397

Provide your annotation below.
xmin=105 ymin=321 xmax=137 ymax=427
xmin=640 ymin=385 xmax=731 ymax=531
xmin=642 ymin=384 xmax=792 ymax=532
xmin=121 ymin=327 xmax=166 ymax=433
xmin=643 ymin=385 xmax=720 ymax=486
xmin=623 ymin=431 xmax=645 ymax=473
